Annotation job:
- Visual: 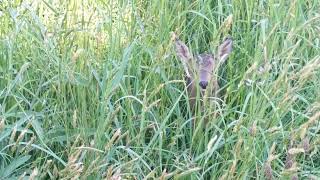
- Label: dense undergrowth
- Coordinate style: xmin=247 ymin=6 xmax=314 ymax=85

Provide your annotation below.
xmin=0 ymin=0 xmax=320 ymax=179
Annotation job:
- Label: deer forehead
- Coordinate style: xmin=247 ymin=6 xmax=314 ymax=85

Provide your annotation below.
xmin=195 ymin=53 xmax=215 ymax=70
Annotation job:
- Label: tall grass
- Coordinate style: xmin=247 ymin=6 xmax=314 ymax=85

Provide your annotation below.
xmin=0 ymin=0 xmax=320 ymax=179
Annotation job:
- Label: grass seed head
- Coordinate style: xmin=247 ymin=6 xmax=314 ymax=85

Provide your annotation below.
xmin=29 ymin=167 xmax=39 ymax=180
xmin=302 ymin=137 xmax=310 ymax=153
xmin=264 ymin=162 xmax=273 ymax=180
xmin=18 ymin=172 xmax=26 ymax=180
xmin=249 ymin=120 xmax=257 ymax=136
xmin=72 ymin=109 xmax=77 ymax=128
xmin=291 ymin=174 xmax=298 ymax=180
xmin=9 ymin=125 xmax=17 ymax=144
xmin=0 ymin=118 xmax=5 ymax=131
xmin=285 ymin=153 xmax=295 ymax=169
xmin=288 ymin=148 xmax=305 ymax=155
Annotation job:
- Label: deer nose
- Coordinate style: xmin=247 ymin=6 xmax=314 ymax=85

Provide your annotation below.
xmin=199 ymin=81 xmax=208 ymax=89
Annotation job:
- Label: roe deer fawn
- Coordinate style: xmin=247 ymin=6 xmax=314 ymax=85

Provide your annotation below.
xmin=172 ymin=33 xmax=233 ymax=119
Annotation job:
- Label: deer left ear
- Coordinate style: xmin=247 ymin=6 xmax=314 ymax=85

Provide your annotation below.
xmin=172 ymin=32 xmax=193 ymax=78
xmin=218 ymin=37 xmax=233 ymax=63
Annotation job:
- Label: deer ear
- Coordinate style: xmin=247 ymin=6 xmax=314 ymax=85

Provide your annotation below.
xmin=173 ymin=33 xmax=193 ymax=77
xmin=218 ymin=37 xmax=233 ymax=63
xmin=174 ymin=38 xmax=192 ymax=63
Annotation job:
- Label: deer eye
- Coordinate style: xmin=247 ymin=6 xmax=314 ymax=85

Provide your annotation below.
xmin=199 ymin=81 xmax=208 ymax=89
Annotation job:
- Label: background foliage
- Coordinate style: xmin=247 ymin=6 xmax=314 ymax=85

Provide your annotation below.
xmin=0 ymin=0 xmax=320 ymax=179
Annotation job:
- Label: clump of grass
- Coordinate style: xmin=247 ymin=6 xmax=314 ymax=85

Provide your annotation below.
xmin=1 ymin=0 xmax=320 ymax=179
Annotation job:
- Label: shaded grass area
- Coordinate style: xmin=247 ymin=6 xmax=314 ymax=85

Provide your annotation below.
xmin=0 ymin=0 xmax=320 ymax=179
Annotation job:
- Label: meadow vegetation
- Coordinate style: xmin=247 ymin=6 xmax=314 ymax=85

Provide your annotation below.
xmin=0 ymin=0 xmax=320 ymax=179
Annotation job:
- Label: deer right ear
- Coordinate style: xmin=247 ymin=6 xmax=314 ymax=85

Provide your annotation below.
xmin=174 ymin=38 xmax=192 ymax=63
xmin=172 ymin=33 xmax=193 ymax=78
xmin=218 ymin=37 xmax=233 ymax=64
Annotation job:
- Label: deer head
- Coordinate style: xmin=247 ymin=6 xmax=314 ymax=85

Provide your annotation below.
xmin=172 ymin=33 xmax=233 ymax=108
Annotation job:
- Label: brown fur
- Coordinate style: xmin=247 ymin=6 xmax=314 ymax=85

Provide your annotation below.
xmin=172 ymin=33 xmax=233 ymax=122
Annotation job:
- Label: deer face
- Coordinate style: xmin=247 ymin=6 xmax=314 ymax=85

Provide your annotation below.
xmin=173 ymin=33 xmax=233 ymax=108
